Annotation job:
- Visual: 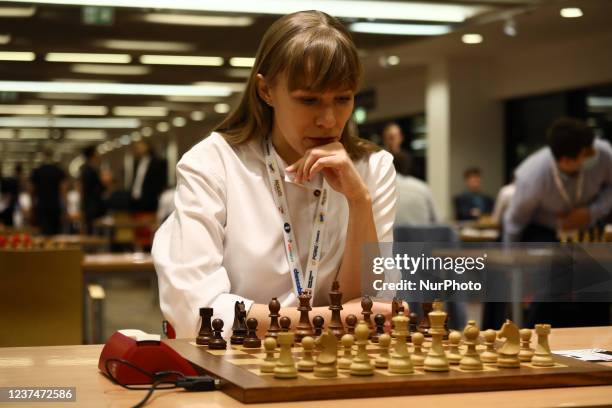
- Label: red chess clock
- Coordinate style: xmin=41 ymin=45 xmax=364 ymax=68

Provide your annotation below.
xmin=99 ymin=330 xmax=197 ymax=385
xmin=0 ymin=235 xmax=7 ymax=248
xmin=10 ymin=234 xmax=21 ymax=249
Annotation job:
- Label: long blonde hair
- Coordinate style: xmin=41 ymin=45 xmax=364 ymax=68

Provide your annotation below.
xmin=214 ymin=10 xmax=379 ymax=160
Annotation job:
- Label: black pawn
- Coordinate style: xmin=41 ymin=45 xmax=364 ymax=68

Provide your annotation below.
xmin=345 ymin=314 xmax=357 ymax=335
xmin=312 ymin=315 xmax=325 ymax=336
xmin=279 ymin=316 xmax=291 ymax=332
xmin=209 ymin=318 xmax=227 ymax=350
xmin=196 ymin=307 xmax=213 ymax=346
xmin=243 ymin=318 xmax=261 ymax=348
xmin=265 ymin=297 xmax=281 ymax=339
xmin=371 ymin=314 xmax=385 ymax=343
xmin=408 ymin=312 xmax=418 ymax=333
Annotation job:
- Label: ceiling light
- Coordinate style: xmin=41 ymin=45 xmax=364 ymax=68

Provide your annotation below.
xmin=560 ymin=7 xmax=582 ymax=18
xmin=229 ymin=57 xmax=255 ymax=68
xmin=190 ymin=111 xmax=205 ymax=121
xmin=587 ymin=96 xmax=612 ymax=108
xmin=192 ymin=81 xmax=245 ymax=92
xmin=0 ymin=117 xmax=140 ymax=128
xmin=165 ymin=95 xmax=223 ymax=103
xmin=214 ymin=103 xmax=230 ymax=114
xmin=120 ymin=134 xmax=131 ymax=145
xmin=113 ymin=106 xmax=168 ymax=116
xmin=71 ymin=63 xmax=151 ymax=76
xmin=387 ymin=55 xmax=400 ymax=66
xmin=0 ymin=34 xmax=11 ymax=45
xmin=45 ymin=52 xmax=131 ymax=64
xmin=36 ymin=93 xmax=97 ymax=100
xmin=156 ymin=122 xmax=169 ymax=132
xmin=65 ymin=130 xmax=107 ymax=140
xmin=226 ymin=68 xmax=251 ymax=78
xmin=95 ymin=39 xmax=196 ymax=52
xmin=0 ymin=105 xmax=47 ymax=115
xmin=0 ymin=81 xmax=234 ymax=97
xmin=3 ymin=1 xmax=487 ymax=23
xmin=349 ymin=22 xmax=451 ymax=36
xmin=462 ymin=33 xmax=483 ymax=44
xmin=142 ymin=13 xmax=254 ymax=26
xmin=503 ymin=18 xmax=517 ymax=37
xmin=52 ymin=105 xmax=108 ymax=115
xmin=0 ymin=51 xmax=35 ymax=61
xmin=131 ymin=131 xmax=141 ymax=141
xmin=0 ymin=129 xmax=15 ymax=139
xmin=172 ymin=117 xmax=186 ymax=127
xmin=141 ymin=126 xmax=153 ymax=137
xmin=0 ymin=6 xmax=36 ymax=17
xmin=18 ymin=129 xmax=49 ymax=139
xmin=140 ymin=55 xmax=224 ymax=66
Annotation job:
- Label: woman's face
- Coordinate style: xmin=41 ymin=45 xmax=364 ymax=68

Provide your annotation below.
xmin=258 ymin=72 xmax=355 ymax=164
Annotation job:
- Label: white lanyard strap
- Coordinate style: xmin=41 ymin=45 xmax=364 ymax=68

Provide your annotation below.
xmin=551 ymin=163 xmax=583 ymax=208
xmin=263 ymin=137 xmax=328 ymax=299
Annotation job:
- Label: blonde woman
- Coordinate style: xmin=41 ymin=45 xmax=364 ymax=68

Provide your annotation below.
xmin=152 ymin=10 xmax=398 ymax=338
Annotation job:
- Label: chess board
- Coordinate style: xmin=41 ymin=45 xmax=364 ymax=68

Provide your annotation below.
xmin=165 ymin=339 xmax=612 ymax=403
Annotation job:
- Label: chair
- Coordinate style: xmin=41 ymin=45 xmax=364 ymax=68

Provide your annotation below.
xmin=0 ymin=248 xmax=83 ymax=346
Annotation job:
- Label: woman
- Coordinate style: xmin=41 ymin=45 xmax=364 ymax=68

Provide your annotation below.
xmin=152 ymin=10 xmax=398 ymax=338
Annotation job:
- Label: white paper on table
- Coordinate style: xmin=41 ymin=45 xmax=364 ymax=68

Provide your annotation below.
xmin=553 ymin=348 xmax=612 ymax=362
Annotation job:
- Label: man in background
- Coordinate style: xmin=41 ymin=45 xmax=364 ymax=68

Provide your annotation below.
xmin=454 ymin=167 xmax=494 ymax=221
xmin=130 ymin=140 xmax=167 ymax=213
xmin=80 ymin=146 xmax=106 ymax=234
xmin=31 ymin=150 xmax=66 ymax=235
xmin=382 ymin=122 xmax=413 ymax=176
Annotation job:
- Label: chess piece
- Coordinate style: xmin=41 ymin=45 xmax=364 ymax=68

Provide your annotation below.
xmin=208 ymin=318 xmax=227 ymax=350
xmin=243 ymin=318 xmax=262 ymax=349
xmin=280 ymin=316 xmax=291 ymax=332
xmin=459 ymin=320 xmax=483 ymax=370
xmin=345 ymin=314 xmax=357 ymax=335
xmin=419 ymin=302 xmax=432 ymax=337
xmin=196 ymin=307 xmax=213 ymax=346
xmin=314 ymin=330 xmax=338 ymax=377
xmin=519 ymin=328 xmax=534 ymax=362
xmin=391 ymin=297 xmax=401 ymax=336
xmin=408 ymin=312 xmax=418 ymax=335
xmin=481 ymin=329 xmax=498 ymax=364
xmin=350 ymin=320 xmax=374 ymax=376
xmin=411 ymin=332 xmax=425 ymax=367
xmin=274 ymin=332 xmax=298 ymax=378
xmin=328 ymin=281 xmax=344 ymax=339
xmin=375 ymin=333 xmax=391 ymax=368
xmin=265 ymin=298 xmax=281 ymax=339
xmin=338 ymin=333 xmax=354 ymax=370
xmin=260 ymin=337 xmax=277 ymax=373
xmin=371 ymin=314 xmax=385 ymax=343
xmin=312 ymin=315 xmax=325 ymax=336
xmin=361 ymin=295 xmax=374 ymax=336
xmin=389 ymin=310 xmax=414 ymax=374
xmin=532 ymin=324 xmax=554 ymax=367
xmin=446 ymin=330 xmax=462 ymax=365
xmin=295 ymin=291 xmax=315 ymax=343
xmin=423 ymin=301 xmax=449 ymax=372
xmin=497 ymin=319 xmax=521 ymax=368
xmin=230 ymin=301 xmax=247 ymax=345
xmin=297 ymin=336 xmax=316 ymax=372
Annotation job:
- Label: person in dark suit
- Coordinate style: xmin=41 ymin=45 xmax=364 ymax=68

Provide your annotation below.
xmin=454 ymin=167 xmax=494 ymax=221
xmin=130 ymin=140 xmax=167 ymax=213
xmin=80 ymin=146 xmax=106 ymax=234
xmin=31 ymin=150 xmax=66 ymax=235
xmin=0 ymin=163 xmax=20 ymax=227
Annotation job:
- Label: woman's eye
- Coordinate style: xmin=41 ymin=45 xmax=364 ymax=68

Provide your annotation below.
xmin=336 ymin=96 xmax=353 ymax=103
xmin=300 ymin=97 xmax=318 ymax=104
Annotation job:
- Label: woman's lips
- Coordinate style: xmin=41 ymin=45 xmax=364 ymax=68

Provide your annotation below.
xmin=306 ymin=137 xmax=337 ymax=145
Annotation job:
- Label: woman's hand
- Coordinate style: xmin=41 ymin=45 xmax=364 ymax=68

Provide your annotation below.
xmin=285 ymin=142 xmax=369 ymax=204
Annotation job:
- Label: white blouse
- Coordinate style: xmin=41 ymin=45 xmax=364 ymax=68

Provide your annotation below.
xmin=152 ymin=132 xmax=397 ymax=338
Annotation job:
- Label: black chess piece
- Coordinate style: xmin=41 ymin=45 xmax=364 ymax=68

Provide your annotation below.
xmin=345 ymin=314 xmax=357 ymax=335
xmin=279 ymin=316 xmax=291 ymax=332
xmin=312 ymin=315 xmax=324 ymax=336
xmin=371 ymin=313 xmax=385 ymax=343
xmin=419 ymin=302 xmax=432 ymax=337
xmin=243 ymin=318 xmax=262 ymax=348
xmin=196 ymin=307 xmax=213 ymax=346
xmin=295 ymin=291 xmax=314 ymax=343
xmin=231 ymin=301 xmax=247 ymax=345
xmin=409 ymin=312 xmax=418 ymax=333
xmin=361 ymin=295 xmax=374 ymax=336
xmin=209 ymin=318 xmax=227 ymax=350
xmin=328 ymin=281 xmax=344 ymax=339
xmin=265 ymin=297 xmax=281 ymax=339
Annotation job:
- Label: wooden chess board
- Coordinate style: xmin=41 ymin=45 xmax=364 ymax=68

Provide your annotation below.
xmin=165 ymin=339 xmax=612 ymax=404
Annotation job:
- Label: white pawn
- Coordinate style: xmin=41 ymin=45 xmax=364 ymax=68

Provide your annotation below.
xmin=446 ymin=331 xmax=462 ymax=365
xmin=350 ymin=320 xmax=374 ymax=376
xmin=389 ymin=311 xmax=414 ymax=374
xmin=459 ymin=320 xmax=483 ymax=370
xmin=274 ymin=332 xmax=297 ymax=378
xmin=297 ymin=336 xmax=316 ymax=372
xmin=375 ymin=333 xmax=391 ymax=369
xmin=410 ymin=331 xmax=425 ymax=367
xmin=260 ymin=337 xmax=277 ymax=373
xmin=481 ymin=329 xmax=498 ymax=364
xmin=338 ymin=334 xmax=354 ymax=370
xmin=532 ymin=324 xmax=554 ymax=367
xmin=519 ymin=328 xmax=534 ymax=362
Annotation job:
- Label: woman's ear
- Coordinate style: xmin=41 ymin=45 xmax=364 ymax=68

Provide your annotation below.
xmin=256 ymin=73 xmax=273 ymax=107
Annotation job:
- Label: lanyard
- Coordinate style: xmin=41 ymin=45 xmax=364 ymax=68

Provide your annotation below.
xmin=551 ymin=163 xmax=583 ymax=208
xmin=263 ymin=137 xmax=329 ymax=300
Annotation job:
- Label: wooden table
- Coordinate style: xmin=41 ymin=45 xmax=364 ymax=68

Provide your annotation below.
xmin=0 ymin=327 xmax=610 ymax=407
xmin=82 ymin=252 xmax=154 ymax=276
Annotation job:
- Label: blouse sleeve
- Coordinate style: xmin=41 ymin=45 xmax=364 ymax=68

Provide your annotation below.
xmin=370 ymin=151 xmax=398 ymax=242
xmin=152 ymin=143 xmax=254 ymax=339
